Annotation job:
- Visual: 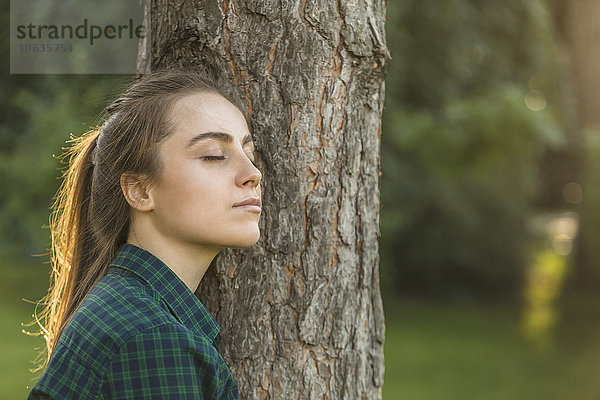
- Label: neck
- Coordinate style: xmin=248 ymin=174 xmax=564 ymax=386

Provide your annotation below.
xmin=126 ymin=234 xmax=221 ymax=293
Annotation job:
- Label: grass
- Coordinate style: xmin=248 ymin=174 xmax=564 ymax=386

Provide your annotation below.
xmin=4 ymin=259 xmax=600 ymax=399
xmin=0 ymin=258 xmax=48 ymax=399
xmin=383 ymin=297 xmax=600 ymax=399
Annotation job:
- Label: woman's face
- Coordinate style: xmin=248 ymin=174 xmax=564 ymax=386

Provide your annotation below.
xmin=147 ymin=92 xmax=262 ymax=250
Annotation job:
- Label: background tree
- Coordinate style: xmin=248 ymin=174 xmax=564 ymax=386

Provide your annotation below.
xmin=146 ymin=0 xmax=387 ymax=398
xmin=552 ymin=0 xmax=600 ymax=289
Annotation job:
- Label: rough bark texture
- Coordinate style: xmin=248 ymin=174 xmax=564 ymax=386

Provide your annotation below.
xmin=145 ymin=1 xmax=387 ymax=398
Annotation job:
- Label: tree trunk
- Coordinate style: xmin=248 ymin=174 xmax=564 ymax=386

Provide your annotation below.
xmin=553 ymin=0 xmax=600 ymax=287
xmin=144 ymin=1 xmax=387 ymax=398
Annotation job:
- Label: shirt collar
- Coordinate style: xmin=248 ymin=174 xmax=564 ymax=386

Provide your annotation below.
xmin=109 ymin=243 xmax=221 ymax=346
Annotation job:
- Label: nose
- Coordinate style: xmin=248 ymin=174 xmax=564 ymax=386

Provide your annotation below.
xmin=237 ymin=156 xmax=262 ymax=188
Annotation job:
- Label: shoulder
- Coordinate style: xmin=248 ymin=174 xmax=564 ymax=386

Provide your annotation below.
xmin=101 ymin=324 xmax=239 ymax=399
xmin=108 ymin=322 xmax=223 ymax=372
xmin=29 ymin=273 xmax=181 ymax=399
xmin=57 ymin=271 xmax=178 ymax=370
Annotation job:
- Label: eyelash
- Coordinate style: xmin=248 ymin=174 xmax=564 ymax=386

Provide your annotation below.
xmin=201 ymin=155 xmax=258 ymax=168
xmin=202 ymin=156 xmax=226 ymax=161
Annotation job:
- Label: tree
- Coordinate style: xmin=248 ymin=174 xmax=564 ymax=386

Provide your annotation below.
xmin=144 ymin=1 xmax=387 ymax=398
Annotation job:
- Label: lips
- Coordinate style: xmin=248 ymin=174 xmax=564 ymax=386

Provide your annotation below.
xmin=233 ymin=197 xmax=261 ymax=213
xmin=233 ymin=197 xmax=261 ymax=207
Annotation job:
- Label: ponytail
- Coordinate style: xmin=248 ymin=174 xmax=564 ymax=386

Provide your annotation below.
xmin=35 ymin=127 xmax=108 ymax=368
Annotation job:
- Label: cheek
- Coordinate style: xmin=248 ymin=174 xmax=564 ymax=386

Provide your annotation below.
xmin=155 ymin=165 xmax=229 ymax=215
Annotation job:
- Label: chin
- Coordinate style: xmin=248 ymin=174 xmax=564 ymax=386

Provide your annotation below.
xmin=228 ymin=229 xmax=261 ymax=248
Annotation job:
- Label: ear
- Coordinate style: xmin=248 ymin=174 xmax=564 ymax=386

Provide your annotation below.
xmin=120 ymin=173 xmax=155 ymax=212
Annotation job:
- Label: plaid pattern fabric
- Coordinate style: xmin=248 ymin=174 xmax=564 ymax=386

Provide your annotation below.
xmin=28 ymin=243 xmax=239 ymax=399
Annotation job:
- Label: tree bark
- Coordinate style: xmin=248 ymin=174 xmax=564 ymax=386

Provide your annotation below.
xmin=144 ymin=1 xmax=387 ymax=398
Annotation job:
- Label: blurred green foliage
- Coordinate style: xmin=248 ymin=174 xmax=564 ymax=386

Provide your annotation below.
xmin=0 ymin=75 xmax=129 ymax=259
xmin=381 ymin=0 xmax=568 ymax=298
xmin=0 ymin=74 xmax=130 ymax=259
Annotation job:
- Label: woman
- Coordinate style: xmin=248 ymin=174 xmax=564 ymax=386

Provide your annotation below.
xmin=28 ymin=69 xmax=262 ymax=399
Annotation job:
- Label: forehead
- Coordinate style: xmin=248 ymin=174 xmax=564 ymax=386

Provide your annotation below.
xmin=167 ymin=92 xmax=250 ymax=143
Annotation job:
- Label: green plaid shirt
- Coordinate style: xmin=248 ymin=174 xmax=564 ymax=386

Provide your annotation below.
xmin=28 ymin=243 xmax=239 ymax=399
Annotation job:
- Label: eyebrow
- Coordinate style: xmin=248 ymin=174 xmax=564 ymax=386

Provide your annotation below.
xmin=186 ymin=131 xmax=254 ymax=149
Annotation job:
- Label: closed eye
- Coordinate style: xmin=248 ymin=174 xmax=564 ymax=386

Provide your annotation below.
xmin=202 ymin=156 xmax=226 ymax=161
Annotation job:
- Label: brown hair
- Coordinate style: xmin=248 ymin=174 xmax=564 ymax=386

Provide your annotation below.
xmin=35 ymin=68 xmax=246 ymax=369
